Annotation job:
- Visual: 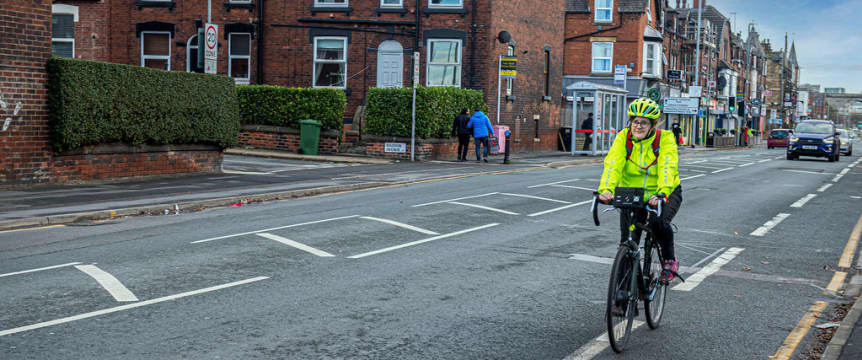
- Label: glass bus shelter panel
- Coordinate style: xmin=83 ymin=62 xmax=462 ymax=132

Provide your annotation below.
xmin=573 ymin=92 xmax=595 ymax=153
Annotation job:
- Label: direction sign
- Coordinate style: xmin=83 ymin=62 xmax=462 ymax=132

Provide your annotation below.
xmin=662 ymin=97 xmax=699 ymax=115
xmin=614 ymin=65 xmax=626 ymax=86
xmin=204 ymin=23 xmax=218 ymax=74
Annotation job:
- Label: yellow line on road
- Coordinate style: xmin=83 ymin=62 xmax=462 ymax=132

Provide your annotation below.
xmin=0 ymin=224 xmax=65 ymax=234
xmin=838 ymin=212 xmax=862 ymax=268
xmin=825 ymin=271 xmax=847 ymax=295
xmin=771 ymin=301 xmax=828 ymax=360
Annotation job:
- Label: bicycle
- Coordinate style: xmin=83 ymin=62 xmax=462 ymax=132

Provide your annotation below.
xmin=590 ymin=187 xmax=684 ymax=353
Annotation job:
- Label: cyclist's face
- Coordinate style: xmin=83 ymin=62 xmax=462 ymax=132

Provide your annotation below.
xmin=630 ymin=117 xmax=653 ymax=139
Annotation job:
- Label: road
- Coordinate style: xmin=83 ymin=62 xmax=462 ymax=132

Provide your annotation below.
xmin=1 ymin=148 xmax=860 ymax=359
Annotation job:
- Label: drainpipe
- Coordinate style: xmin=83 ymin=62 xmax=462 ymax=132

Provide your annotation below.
xmin=257 ymin=0 xmax=264 ymax=84
xmin=470 ymin=0 xmax=476 ymax=89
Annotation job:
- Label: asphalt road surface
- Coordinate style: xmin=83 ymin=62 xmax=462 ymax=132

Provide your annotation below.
xmin=1 ymin=148 xmax=861 ymax=359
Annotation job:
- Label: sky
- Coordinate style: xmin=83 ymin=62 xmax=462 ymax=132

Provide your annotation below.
xmin=705 ymin=0 xmax=862 ymax=93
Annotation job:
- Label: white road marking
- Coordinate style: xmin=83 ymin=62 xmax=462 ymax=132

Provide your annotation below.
xmin=711 ymin=167 xmax=734 ymax=174
xmin=221 ymin=170 xmax=272 ymax=175
xmin=499 ymin=192 xmax=571 ymax=204
xmin=751 ymin=213 xmax=791 ymax=236
xmin=690 ymin=247 xmax=728 ymax=268
xmin=359 ymin=216 xmax=439 ymax=235
xmin=74 ymin=265 xmax=139 ymax=302
xmin=681 ymin=174 xmax=705 ymax=181
xmin=0 ymin=262 xmax=83 ymax=278
xmin=256 ymin=233 xmax=335 ymax=257
xmin=791 ymin=194 xmax=817 ymax=208
xmin=818 ymin=184 xmax=833 ymax=192
xmin=192 ymin=215 xmax=360 ymax=244
xmin=775 ymin=156 xmax=784 ymax=160
xmin=840 ymin=168 xmax=850 ymax=175
xmin=528 ymin=200 xmax=592 ymax=217
xmin=0 ymin=276 xmax=269 ymax=337
xmin=673 ymin=247 xmax=745 ymax=291
xmin=448 ymin=201 xmax=520 ymax=215
xmin=758 ymin=159 xmax=772 ymax=163
xmin=348 ymin=223 xmax=499 ymax=259
xmin=852 ymin=196 xmax=862 ymax=200
xmin=562 ymin=321 xmax=645 ymax=360
xmin=833 ymin=174 xmax=844 ymax=183
xmin=528 ymin=179 xmax=581 ymax=188
xmin=687 ymin=169 xmax=708 ymax=173
xmin=550 ymin=184 xmax=596 ymax=191
xmin=783 ymin=169 xmax=834 ymax=175
xmin=686 ymin=160 xmax=708 ymax=164
xmin=412 ymin=193 xmax=498 ymax=207
xmin=683 ymin=164 xmax=727 ymax=170
xmin=738 ymin=162 xmax=756 ymax=167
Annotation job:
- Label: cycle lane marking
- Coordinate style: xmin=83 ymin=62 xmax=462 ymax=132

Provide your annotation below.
xmin=347 ymin=223 xmax=499 ymax=259
xmin=74 ymin=264 xmax=139 ymax=302
xmin=256 ymin=233 xmax=335 ymax=257
xmin=0 ymin=262 xmax=82 ymax=278
xmin=672 ymin=247 xmax=745 ymax=292
xmin=790 ymin=194 xmax=817 ymax=208
xmin=562 ymin=321 xmax=645 ymax=360
xmin=750 ymin=213 xmax=791 ymax=237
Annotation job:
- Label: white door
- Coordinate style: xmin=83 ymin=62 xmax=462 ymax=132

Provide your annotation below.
xmin=377 ymin=40 xmax=403 ymax=88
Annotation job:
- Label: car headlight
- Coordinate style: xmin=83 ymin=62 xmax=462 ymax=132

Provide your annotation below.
xmin=824 ymin=138 xmax=834 ymax=144
xmin=789 ymin=136 xmax=799 ymax=143
xmin=841 ymin=141 xmax=848 ymax=146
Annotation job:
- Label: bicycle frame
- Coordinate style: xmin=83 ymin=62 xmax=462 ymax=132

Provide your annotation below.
xmin=620 ymin=210 xmax=663 ymax=303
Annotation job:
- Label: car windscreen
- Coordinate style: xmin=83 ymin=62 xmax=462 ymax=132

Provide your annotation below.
xmin=770 ymin=130 xmax=788 ymax=139
xmin=838 ymin=129 xmax=849 ymax=138
xmin=794 ymin=123 xmax=833 ymax=134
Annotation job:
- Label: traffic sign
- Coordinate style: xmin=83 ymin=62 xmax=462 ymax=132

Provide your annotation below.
xmin=614 ymin=65 xmax=626 ymax=86
xmin=204 ymin=23 xmax=218 ymax=74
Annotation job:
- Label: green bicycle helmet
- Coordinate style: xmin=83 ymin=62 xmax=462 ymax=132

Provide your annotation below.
xmin=628 ymin=98 xmax=661 ymax=120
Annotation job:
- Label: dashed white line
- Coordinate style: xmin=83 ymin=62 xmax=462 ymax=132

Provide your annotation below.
xmin=448 ymin=201 xmax=519 ymax=215
xmin=818 ymin=184 xmax=833 ymax=192
xmin=499 ymin=192 xmax=571 ymax=204
xmin=192 ymin=215 xmax=361 ymax=244
xmin=751 ymin=213 xmax=791 ymax=237
xmin=833 ymin=174 xmax=844 ymax=183
xmin=359 ymin=216 xmax=439 ymax=235
xmin=711 ymin=167 xmax=734 ymax=174
xmin=0 ymin=262 xmax=83 ymax=278
xmin=687 ymin=169 xmax=708 ymax=173
xmin=562 ymin=321 xmax=645 ymax=360
xmin=758 ymin=159 xmax=772 ymax=163
xmin=791 ymin=194 xmax=817 ymax=208
xmin=348 ymin=223 xmax=499 ymax=259
xmin=683 ymin=164 xmax=727 ymax=170
xmin=550 ymin=184 xmax=596 ymax=191
xmin=528 ymin=200 xmax=593 ymax=217
xmin=412 ymin=193 xmax=498 ymax=207
xmin=783 ymin=169 xmax=834 ymax=175
xmin=673 ymin=247 xmax=745 ymax=292
xmin=690 ymin=247 xmax=728 ymax=268
xmin=74 ymin=265 xmax=139 ymax=302
xmin=738 ymin=162 xmax=756 ymax=167
xmin=528 ymin=179 xmax=580 ymax=188
xmin=0 ymin=276 xmax=269 ymax=337
xmin=256 ymin=233 xmax=335 ymax=257
xmin=840 ymin=168 xmax=850 ymax=175
xmin=681 ymin=174 xmax=705 ymax=181
xmin=686 ymin=160 xmax=708 ymax=164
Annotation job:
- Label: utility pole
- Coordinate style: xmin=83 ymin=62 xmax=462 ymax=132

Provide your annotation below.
xmin=779 ymin=32 xmax=787 ymax=127
xmin=692 ymin=0 xmax=703 ymax=147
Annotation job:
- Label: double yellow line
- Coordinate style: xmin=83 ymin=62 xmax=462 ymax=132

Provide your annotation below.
xmin=771 ymin=212 xmax=862 ymax=359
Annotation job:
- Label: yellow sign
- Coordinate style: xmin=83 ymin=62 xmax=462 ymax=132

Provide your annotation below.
xmin=500 ymin=56 xmax=517 ymax=78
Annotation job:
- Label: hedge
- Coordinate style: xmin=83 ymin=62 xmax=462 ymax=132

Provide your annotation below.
xmin=46 ymin=57 xmax=240 ymax=152
xmin=365 ymin=87 xmax=488 ymax=138
xmin=236 ymin=85 xmax=345 ymax=131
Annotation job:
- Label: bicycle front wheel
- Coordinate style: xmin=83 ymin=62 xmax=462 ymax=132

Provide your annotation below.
xmin=606 ymin=246 xmax=636 ymax=353
xmin=643 ymin=239 xmax=667 ymax=329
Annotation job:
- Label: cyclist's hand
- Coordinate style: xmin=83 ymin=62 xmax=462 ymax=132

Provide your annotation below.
xmin=599 ymin=192 xmax=614 ymax=204
xmin=648 ymin=196 xmax=660 ymax=207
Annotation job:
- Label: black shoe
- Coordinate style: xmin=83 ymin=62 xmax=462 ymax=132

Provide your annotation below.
xmin=484 ymin=159 xmax=488 ymax=163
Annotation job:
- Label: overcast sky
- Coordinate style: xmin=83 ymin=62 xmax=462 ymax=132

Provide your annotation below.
xmin=705 ymin=0 xmax=862 ymax=93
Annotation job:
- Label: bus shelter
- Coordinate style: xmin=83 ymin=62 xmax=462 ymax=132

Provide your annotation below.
xmin=567 ymin=81 xmax=629 ymax=156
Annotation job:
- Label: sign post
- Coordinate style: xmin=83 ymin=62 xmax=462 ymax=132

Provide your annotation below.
xmin=411 ymin=51 xmax=419 ymax=161
xmin=204 ymin=23 xmax=218 ymax=74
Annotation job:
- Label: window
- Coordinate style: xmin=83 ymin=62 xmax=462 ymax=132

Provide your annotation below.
xmin=506 ymin=45 xmax=514 ymax=96
xmin=543 ymin=49 xmax=551 ymax=97
xmin=52 ymin=14 xmax=75 ymax=58
xmin=229 ymin=0 xmax=251 ymax=3
xmin=595 ymin=0 xmax=612 ymax=23
xmin=186 ymin=35 xmax=203 ymax=73
xmin=646 ymin=0 xmax=652 ymax=22
xmin=381 ymin=0 xmax=402 ymax=6
xmin=313 ymin=37 xmax=347 ymax=88
xmin=591 ymin=42 xmax=613 ymax=73
xmin=141 ymin=32 xmax=171 ymax=70
xmin=426 ymin=39 xmax=461 ymax=87
xmin=229 ymin=33 xmax=251 ymax=84
xmin=429 ymin=0 xmax=463 ymax=8
xmin=315 ymin=0 xmax=347 ymax=6
xmin=643 ymin=42 xmax=661 ymax=78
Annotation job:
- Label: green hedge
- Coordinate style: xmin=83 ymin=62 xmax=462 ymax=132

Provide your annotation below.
xmin=365 ymin=87 xmax=488 ymax=138
xmin=236 ymin=85 xmax=345 ymax=131
xmin=47 ymin=57 xmax=240 ymax=152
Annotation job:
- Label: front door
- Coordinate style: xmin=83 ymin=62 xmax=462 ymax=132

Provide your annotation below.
xmin=376 ymin=40 xmax=403 ymax=88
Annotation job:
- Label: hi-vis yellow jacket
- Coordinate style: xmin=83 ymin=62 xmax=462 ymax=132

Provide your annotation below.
xmin=597 ymin=128 xmax=680 ymax=199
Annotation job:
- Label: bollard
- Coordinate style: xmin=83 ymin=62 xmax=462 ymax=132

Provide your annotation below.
xmin=503 ymin=130 xmax=511 ymax=164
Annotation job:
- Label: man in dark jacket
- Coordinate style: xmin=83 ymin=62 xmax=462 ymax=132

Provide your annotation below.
xmin=672 ymin=121 xmax=682 ymax=145
xmin=581 ymin=112 xmax=594 ymax=151
xmin=452 ymin=108 xmax=472 ymax=161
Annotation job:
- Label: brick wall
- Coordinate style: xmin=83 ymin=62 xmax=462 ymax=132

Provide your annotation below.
xmin=51 ymin=147 xmax=223 ymax=183
xmin=237 ymin=125 xmax=340 ymax=154
xmin=362 ymin=135 xmax=469 ymax=161
xmin=53 ymin=1 xmax=111 ymax=62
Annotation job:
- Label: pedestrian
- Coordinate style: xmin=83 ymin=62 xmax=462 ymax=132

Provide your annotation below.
xmin=466 ymin=110 xmax=494 ymax=163
xmin=742 ymin=125 xmax=749 ymax=146
xmin=452 ymin=107 xmax=472 ymax=161
xmin=581 ymin=112 xmax=594 ymax=152
xmin=672 ymin=121 xmax=682 ymax=145
xmin=747 ymin=127 xmax=754 ymax=146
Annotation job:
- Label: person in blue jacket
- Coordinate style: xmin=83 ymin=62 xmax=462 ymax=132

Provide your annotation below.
xmin=466 ymin=110 xmax=495 ymax=162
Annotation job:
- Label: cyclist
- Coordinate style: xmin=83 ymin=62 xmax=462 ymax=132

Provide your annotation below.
xmin=597 ymin=98 xmax=683 ymax=281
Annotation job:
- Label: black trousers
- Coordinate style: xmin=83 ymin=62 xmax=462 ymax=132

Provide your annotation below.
xmin=619 ymin=186 xmax=683 ymax=260
xmin=582 ymin=135 xmax=592 ymax=151
xmin=457 ymin=134 xmax=471 ymax=159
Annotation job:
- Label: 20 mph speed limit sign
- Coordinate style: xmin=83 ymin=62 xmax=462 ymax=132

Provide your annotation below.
xmin=204 ymin=24 xmax=218 ymax=74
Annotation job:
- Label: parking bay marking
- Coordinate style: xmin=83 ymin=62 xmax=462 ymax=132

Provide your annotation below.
xmin=750 ymin=213 xmax=791 ymax=236
xmin=528 ymin=200 xmax=592 ymax=217
xmin=550 ymin=184 xmax=596 ymax=192
xmin=790 ymin=194 xmax=817 ymax=208
xmin=0 ymin=276 xmax=269 ymax=338
xmin=0 ymin=262 xmax=83 ymax=278
xmin=348 ymin=223 xmax=499 ymax=259
xmin=528 ymin=179 xmax=581 ymax=188
xmin=673 ymin=247 xmax=744 ymax=292
xmin=681 ymin=174 xmax=705 ymax=181
xmin=256 ymin=233 xmax=335 ymax=257
xmin=412 ymin=193 xmax=498 ymax=207
xmin=74 ymin=264 xmax=139 ymax=302
xmin=447 ymin=201 xmax=520 ymax=215
xmin=499 ymin=192 xmax=571 ymax=204
xmin=360 ymin=216 xmax=439 ymax=235
xmin=192 ymin=215 xmax=360 ymax=244
xmin=711 ymin=167 xmax=734 ymax=174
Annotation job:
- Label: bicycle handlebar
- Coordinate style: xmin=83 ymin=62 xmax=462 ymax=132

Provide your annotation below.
xmin=592 ymin=191 xmax=665 ymax=227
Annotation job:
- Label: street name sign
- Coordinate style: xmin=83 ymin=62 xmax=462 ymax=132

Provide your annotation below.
xmin=385 ymin=142 xmax=407 ymax=153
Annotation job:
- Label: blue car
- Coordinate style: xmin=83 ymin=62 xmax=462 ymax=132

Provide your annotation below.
xmin=786 ymin=120 xmax=841 ymax=162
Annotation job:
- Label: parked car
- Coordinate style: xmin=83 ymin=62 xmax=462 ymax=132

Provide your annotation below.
xmin=787 ymin=120 xmax=841 ymax=162
xmin=767 ymin=129 xmax=791 ymax=149
xmin=837 ymin=129 xmax=853 ymax=156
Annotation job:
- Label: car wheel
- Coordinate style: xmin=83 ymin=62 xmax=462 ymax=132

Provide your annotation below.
xmin=828 ymin=155 xmax=835 ymax=162
xmin=787 ymin=153 xmax=794 ymax=160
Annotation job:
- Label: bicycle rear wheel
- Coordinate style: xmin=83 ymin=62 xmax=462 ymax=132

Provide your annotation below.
xmin=644 ymin=238 xmax=667 ymax=329
xmin=606 ymin=246 xmax=636 ymax=353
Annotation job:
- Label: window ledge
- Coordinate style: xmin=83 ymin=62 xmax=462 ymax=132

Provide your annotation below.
xmin=423 ymin=7 xmax=468 ymax=18
xmin=376 ymin=7 xmax=407 ymax=17
xmin=590 ymin=71 xmax=613 ymax=76
xmin=542 ymin=96 xmax=552 ymax=102
xmin=224 ymin=2 xmax=255 ymax=11
xmin=135 ymin=1 xmax=176 ymax=11
xmin=310 ymin=6 xmax=353 ymax=16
